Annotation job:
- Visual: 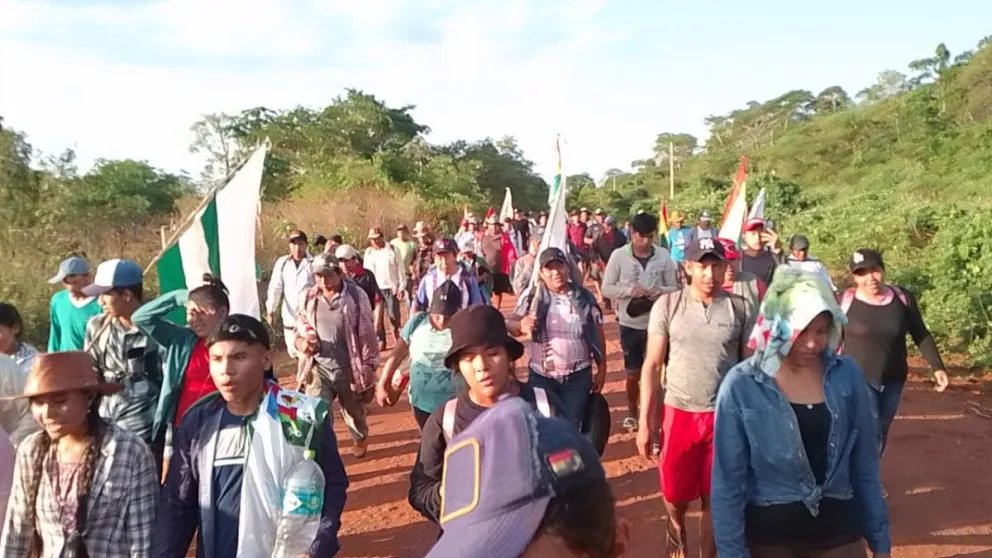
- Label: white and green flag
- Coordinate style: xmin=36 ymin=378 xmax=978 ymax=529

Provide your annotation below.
xmin=157 ymin=144 xmax=268 ymax=322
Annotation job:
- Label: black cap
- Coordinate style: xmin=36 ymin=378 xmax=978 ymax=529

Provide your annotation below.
xmin=433 ymin=237 xmax=458 ymax=254
xmin=790 ymin=234 xmax=810 ymax=251
xmin=429 ymin=281 xmax=462 ymax=317
xmin=313 ymin=234 xmax=328 ymax=246
xmin=207 ymin=314 xmax=271 ymax=350
xmin=850 ymin=249 xmax=884 ymax=272
xmin=539 ymin=247 xmax=568 ymax=268
xmin=443 ymin=306 xmax=524 ymax=369
xmin=685 ymin=237 xmax=726 ymax=263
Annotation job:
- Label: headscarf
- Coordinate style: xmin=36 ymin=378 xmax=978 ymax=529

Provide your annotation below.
xmin=746 ymin=265 xmax=846 ymax=376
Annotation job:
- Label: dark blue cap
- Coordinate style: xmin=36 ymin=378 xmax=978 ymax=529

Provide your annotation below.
xmin=427 ymin=397 xmax=606 ymax=558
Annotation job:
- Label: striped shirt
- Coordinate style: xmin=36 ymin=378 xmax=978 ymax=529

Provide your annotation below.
xmin=526 ymin=293 xmax=603 ymax=380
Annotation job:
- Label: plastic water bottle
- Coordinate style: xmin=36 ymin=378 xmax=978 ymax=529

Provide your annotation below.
xmin=271 ymin=451 xmax=325 ymax=558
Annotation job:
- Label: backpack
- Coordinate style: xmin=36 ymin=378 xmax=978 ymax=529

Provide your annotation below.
xmin=441 ymin=387 xmax=552 ymax=443
xmin=839 ymin=286 xmax=907 ymax=314
xmin=663 ymin=288 xmax=750 ymax=365
xmin=582 ymin=392 xmax=611 ymax=457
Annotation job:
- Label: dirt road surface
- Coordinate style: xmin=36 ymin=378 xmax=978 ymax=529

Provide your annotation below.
xmin=275 ymin=298 xmax=992 ymax=558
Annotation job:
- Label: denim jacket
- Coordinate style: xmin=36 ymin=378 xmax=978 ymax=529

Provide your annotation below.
xmin=711 ymin=354 xmax=890 ymax=557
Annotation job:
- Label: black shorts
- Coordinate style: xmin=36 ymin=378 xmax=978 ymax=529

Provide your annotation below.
xmin=619 ymin=325 xmax=648 ymax=374
xmin=493 ymin=273 xmax=513 ymax=295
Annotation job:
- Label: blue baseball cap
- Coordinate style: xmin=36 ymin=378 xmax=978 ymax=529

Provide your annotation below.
xmin=427 ymin=397 xmax=606 ymax=558
xmin=82 ymin=259 xmax=143 ymax=297
xmin=48 ymin=256 xmax=90 ymax=284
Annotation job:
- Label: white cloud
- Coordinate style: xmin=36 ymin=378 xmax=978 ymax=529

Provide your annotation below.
xmin=153 ymin=0 xmax=328 ymax=57
xmin=0 ymin=0 xmax=632 ymax=181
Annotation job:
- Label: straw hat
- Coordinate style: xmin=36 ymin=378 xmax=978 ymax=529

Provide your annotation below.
xmin=6 ymin=351 xmax=122 ymax=400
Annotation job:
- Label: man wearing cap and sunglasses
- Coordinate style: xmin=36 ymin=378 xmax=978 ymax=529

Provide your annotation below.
xmin=265 ymin=229 xmax=315 ymax=360
xmin=638 ymin=237 xmax=755 ymax=558
xmin=156 ymin=314 xmax=349 ymax=558
xmin=46 ymin=255 xmax=103 ymax=352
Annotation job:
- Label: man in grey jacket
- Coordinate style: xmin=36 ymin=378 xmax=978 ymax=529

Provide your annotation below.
xmin=602 ymin=213 xmax=679 ymax=433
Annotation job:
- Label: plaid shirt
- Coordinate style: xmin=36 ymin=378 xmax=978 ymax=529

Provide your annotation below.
xmin=0 ymin=425 xmax=159 ymax=558
xmin=519 ymin=290 xmax=603 ymax=379
xmin=296 ymin=281 xmax=380 ymax=393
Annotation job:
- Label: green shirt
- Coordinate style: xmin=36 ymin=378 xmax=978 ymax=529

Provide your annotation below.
xmin=400 ymin=313 xmax=461 ymax=413
xmin=390 ymin=238 xmax=416 ymax=268
xmin=48 ymin=290 xmax=102 ymax=352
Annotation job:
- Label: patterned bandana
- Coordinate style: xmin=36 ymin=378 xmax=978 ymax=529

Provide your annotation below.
xmin=747 ymin=265 xmax=846 ymax=376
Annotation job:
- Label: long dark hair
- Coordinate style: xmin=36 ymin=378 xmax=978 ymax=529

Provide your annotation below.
xmin=25 ymin=395 xmax=107 ymax=554
xmin=536 ymin=478 xmax=617 ymax=557
xmin=190 ymin=273 xmax=230 ymax=310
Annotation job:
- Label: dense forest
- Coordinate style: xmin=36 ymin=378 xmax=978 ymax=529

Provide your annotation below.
xmin=2 ymin=38 xmax=990 ymax=363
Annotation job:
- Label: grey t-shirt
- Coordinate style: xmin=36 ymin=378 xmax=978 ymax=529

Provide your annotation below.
xmin=315 ymin=293 xmax=351 ymax=372
xmin=648 ymin=287 xmax=754 ymax=412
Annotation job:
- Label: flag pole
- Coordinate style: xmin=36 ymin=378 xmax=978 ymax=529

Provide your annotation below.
xmin=669 ymin=141 xmax=675 ymax=199
xmin=143 ymin=140 xmax=269 ymax=274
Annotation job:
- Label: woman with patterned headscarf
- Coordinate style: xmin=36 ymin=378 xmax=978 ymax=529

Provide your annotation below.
xmin=710 ymin=267 xmax=890 ymax=558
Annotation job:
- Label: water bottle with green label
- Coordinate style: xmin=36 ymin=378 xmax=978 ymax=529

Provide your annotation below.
xmin=271 ymin=450 xmax=325 ymax=558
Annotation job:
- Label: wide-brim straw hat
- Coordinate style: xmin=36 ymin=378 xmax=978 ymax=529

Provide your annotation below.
xmin=4 ymin=351 xmax=122 ymax=400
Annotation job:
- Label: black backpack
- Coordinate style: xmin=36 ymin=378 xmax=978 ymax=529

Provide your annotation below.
xmin=582 ymin=393 xmax=611 ymax=457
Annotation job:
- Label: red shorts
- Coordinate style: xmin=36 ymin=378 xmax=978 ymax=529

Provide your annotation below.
xmin=659 ymin=405 xmax=715 ymax=503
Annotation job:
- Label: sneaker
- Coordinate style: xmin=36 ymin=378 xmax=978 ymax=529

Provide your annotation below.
xmin=652 ymin=443 xmax=661 ymax=457
xmin=622 ymin=417 xmax=638 ymax=432
xmin=354 ymin=438 xmax=368 ymax=459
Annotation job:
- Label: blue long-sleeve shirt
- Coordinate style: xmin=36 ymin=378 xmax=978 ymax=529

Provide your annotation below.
xmin=413 ymin=264 xmax=484 ymax=312
xmin=711 ymin=354 xmax=890 ymax=557
xmin=154 ymin=387 xmax=348 ymax=558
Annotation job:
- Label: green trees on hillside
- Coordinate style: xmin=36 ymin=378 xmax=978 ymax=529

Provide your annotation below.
xmin=565 ymin=38 xmax=992 ymax=363
xmin=187 ymin=89 xmax=548 ymax=213
xmin=0 ymin=118 xmax=191 ymax=252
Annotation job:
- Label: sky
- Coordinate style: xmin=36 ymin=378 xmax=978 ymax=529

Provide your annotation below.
xmin=2 ymin=0 xmax=991 ymax=183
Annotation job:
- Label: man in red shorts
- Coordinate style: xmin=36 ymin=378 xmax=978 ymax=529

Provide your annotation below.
xmin=636 ymin=237 xmax=755 ymax=558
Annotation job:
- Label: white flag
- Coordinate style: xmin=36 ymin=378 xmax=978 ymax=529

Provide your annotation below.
xmin=158 ymin=144 xmax=268 ymax=320
xmin=748 ymin=188 xmax=767 ymax=220
xmin=499 ymin=187 xmax=514 ymax=222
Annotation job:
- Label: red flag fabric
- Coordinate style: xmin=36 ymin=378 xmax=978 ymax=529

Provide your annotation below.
xmin=720 ymin=156 xmax=748 ymax=230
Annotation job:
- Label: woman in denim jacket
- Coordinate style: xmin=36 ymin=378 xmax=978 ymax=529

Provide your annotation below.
xmin=712 ymin=267 xmax=890 ymax=558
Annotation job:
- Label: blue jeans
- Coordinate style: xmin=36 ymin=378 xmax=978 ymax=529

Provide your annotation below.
xmin=528 ymin=366 xmax=593 ymax=429
xmin=873 ymin=381 xmax=905 ymax=456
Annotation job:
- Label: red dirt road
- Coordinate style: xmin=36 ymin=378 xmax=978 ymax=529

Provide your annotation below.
xmin=282 ymin=303 xmax=992 ymax=558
